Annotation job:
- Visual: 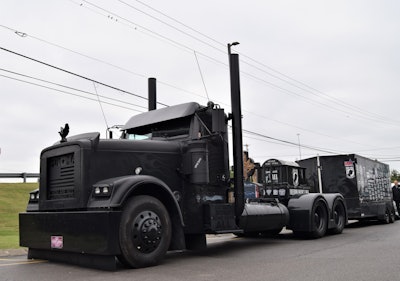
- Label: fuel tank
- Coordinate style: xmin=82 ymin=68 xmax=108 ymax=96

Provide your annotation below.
xmin=239 ymin=201 xmax=289 ymax=232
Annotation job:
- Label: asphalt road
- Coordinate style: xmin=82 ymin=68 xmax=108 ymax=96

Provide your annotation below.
xmin=2 ymin=221 xmax=400 ymax=281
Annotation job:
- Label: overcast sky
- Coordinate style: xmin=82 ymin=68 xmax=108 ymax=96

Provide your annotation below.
xmin=1 ymin=0 xmax=400 ymax=181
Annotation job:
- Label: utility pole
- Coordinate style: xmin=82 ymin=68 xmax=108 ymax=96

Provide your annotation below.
xmin=297 ymin=133 xmax=302 ymax=160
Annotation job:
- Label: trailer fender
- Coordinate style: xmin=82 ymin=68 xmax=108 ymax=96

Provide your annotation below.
xmin=87 ymin=175 xmax=185 ymax=251
xmin=287 ymin=193 xmax=329 ymax=235
xmin=322 ymin=193 xmax=348 ymax=231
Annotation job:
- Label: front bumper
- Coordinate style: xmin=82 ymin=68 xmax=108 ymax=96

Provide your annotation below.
xmin=19 ymin=210 xmax=122 ymax=256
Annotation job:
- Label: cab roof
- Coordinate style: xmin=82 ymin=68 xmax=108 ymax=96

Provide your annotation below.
xmin=263 ymin=158 xmax=301 ymax=168
xmin=123 ymin=102 xmax=201 ymax=130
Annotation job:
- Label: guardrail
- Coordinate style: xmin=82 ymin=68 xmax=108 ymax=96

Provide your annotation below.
xmin=0 ymin=173 xmax=40 ymax=183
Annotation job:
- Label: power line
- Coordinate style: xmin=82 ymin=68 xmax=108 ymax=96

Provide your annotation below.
xmin=117 ymin=0 xmax=225 ymax=55
xmin=242 ymin=128 xmax=343 ymax=155
xmin=3 ymin=66 xmax=399 ymax=164
xmin=62 ymin=3 xmax=398 ymax=127
xmin=0 ymin=24 xmax=217 ymax=104
xmin=111 ymin=1 xmax=400 ymax=126
xmin=0 ymin=44 xmax=385 ymax=155
xmin=0 ymin=73 xmax=141 ymax=112
xmin=0 ymin=68 xmax=147 ymax=112
xmin=0 ymin=24 xmax=384 ymax=149
xmin=0 ymin=46 xmax=168 ymax=107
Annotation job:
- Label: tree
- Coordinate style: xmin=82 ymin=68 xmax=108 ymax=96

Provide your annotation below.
xmin=391 ymin=169 xmax=400 ymax=182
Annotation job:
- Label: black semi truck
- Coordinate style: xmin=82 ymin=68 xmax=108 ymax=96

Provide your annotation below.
xmin=19 ymin=53 xmax=347 ymax=270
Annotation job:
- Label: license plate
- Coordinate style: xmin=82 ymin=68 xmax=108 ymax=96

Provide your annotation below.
xmin=51 ymin=236 xmax=63 ymax=249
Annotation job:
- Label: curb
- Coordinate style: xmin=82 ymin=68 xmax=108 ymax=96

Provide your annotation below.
xmin=0 ymin=248 xmax=28 ymax=257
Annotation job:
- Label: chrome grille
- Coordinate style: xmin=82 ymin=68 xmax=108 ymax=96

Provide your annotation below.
xmin=47 ymin=153 xmax=75 ymax=200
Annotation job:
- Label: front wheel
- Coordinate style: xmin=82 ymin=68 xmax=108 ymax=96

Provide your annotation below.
xmin=118 ymin=195 xmax=172 ymax=268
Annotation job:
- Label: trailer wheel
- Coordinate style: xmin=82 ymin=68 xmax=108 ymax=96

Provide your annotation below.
xmin=118 ymin=195 xmax=172 ymax=268
xmin=308 ymin=200 xmax=328 ymax=238
xmin=389 ymin=208 xmax=395 ymax=223
xmin=329 ymin=201 xmax=346 ymax=235
xmin=382 ymin=208 xmax=391 ymax=224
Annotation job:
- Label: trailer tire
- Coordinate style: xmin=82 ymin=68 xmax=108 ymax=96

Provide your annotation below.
xmin=382 ymin=208 xmax=391 ymax=224
xmin=118 ymin=195 xmax=172 ymax=268
xmin=308 ymin=200 xmax=328 ymax=239
xmin=329 ymin=201 xmax=346 ymax=235
xmin=389 ymin=209 xmax=395 ymax=223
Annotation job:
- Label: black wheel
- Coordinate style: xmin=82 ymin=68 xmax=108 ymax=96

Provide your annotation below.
xmin=382 ymin=208 xmax=391 ymax=224
xmin=329 ymin=201 xmax=346 ymax=235
xmin=118 ymin=195 xmax=172 ymax=268
xmin=389 ymin=209 xmax=395 ymax=223
xmin=308 ymin=200 xmax=328 ymax=239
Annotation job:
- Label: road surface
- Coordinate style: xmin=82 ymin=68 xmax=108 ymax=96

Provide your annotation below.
xmin=1 ymin=221 xmax=399 ymax=281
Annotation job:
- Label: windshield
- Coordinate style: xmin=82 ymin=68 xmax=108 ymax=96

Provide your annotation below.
xmin=125 ymin=133 xmax=151 ymax=140
xmin=123 ymin=116 xmax=191 ymax=140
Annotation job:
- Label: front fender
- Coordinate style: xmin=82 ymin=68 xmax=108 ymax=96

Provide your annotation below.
xmin=87 ymin=175 xmax=186 ymax=251
xmin=87 ymin=175 xmax=182 ymax=220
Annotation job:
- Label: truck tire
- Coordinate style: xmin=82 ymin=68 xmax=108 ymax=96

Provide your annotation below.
xmin=329 ymin=201 xmax=346 ymax=235
xmin=308 ymin=200 xmax=328 ymax=239
xmin=118 ymin=195 xmax=172 ymax=268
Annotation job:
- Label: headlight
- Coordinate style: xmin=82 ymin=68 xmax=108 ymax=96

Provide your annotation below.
xmin=29 ymin=189 xmax=40 ymax=203
xmin=92 ymin=184 xmax=113 ymax=198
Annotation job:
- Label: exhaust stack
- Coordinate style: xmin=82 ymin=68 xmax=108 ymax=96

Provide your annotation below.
xmin=148 ymin=77 xmax=157 ymax=111
xmin=229 ymin=53 xmax=245 ymax=218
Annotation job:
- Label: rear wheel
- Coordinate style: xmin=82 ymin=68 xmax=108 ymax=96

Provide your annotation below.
xmin=308 ymin=200 xmax=328 ymax=239
xmin=118 ymin=195 xmax=171 ymax=268
xmin=329 ymin=201 xmax=346 ymax=234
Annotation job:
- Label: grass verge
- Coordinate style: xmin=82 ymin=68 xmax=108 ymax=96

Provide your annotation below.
xmin=0 ymin=183 xmax=38 ymax=249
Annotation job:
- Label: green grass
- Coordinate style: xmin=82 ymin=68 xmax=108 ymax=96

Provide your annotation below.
xmin=0 ymin=183 xmax=38 ymax=249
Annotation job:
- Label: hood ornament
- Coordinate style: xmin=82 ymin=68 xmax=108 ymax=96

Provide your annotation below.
xmin=59 ymin=123 xmax=69 ymax=143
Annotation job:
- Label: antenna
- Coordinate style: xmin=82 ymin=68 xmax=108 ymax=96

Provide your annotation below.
xmin=93 ymin=82 xmax=109 ymax=133
xmin=194 ymin=50 xmax=210 ymax=101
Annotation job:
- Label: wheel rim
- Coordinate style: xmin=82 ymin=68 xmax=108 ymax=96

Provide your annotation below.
xmin=132 ymin=211 xmax=163 ymax=253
